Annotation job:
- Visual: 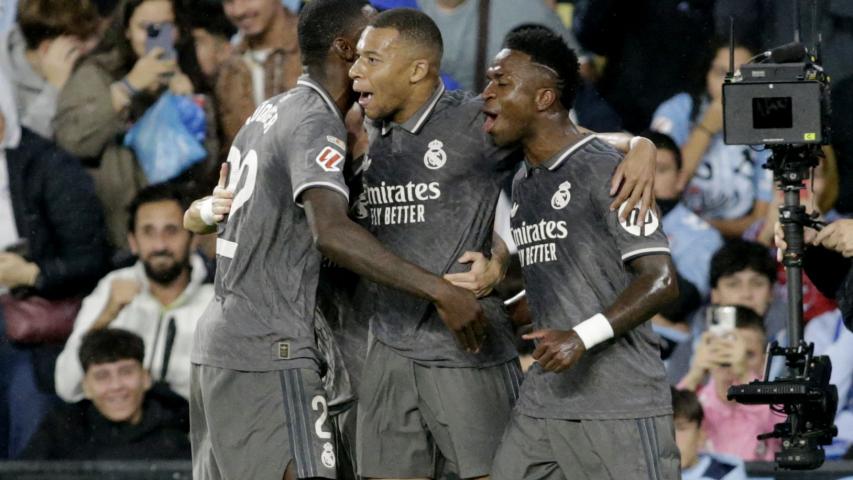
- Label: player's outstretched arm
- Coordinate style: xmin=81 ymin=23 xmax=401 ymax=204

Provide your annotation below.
xmin=302 ymin=188 xmax=488 ymax=352
xmin=184 ymin=164 xmax=233 ymax=235
xmin=524 ymin=254 xmax=678 ymax=373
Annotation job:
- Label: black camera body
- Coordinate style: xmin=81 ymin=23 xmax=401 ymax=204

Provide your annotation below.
xmin=723 ymin=61 xmax=830 ymax=146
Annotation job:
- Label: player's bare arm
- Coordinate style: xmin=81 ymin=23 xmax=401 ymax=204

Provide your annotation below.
xmin=444 ymin=231 xmax=510 ymax=297
xmin=184 ymin=164 xmax=234 ymax=235
xmin=302 ymin=187 xmax=488 ymax=352
xmin=524 ymin=254 xmax=678 ymax=372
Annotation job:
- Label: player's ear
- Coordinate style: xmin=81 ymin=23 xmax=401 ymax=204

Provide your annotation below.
xmin=535 ymin=87 xmax=558 ymax=112
xmin=332 ymin=37 xmax=356 ymax=62
xmin=409 ymin=58 xmax=429 ymax=83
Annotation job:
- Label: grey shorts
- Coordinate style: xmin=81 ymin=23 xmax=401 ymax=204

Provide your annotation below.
xmin=356 ymin=339 xmax=522 ymax=479
xmin=491 ymin=412 xmax=679 ymax=480
xmin=190 ymin=364 xmax=338 ymax=480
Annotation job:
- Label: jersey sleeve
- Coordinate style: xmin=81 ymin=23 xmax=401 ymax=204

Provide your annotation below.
xmin=590 ymin=151 xmax=671 ymax=263
xmin=650 ymin=93 xmax=692 ymax=147
xmin=286 ymin=111 xmax=350 ymax=207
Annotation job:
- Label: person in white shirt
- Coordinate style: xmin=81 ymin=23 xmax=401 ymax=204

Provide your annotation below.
xmin=55 ymin=183 xmax=213 ymax=402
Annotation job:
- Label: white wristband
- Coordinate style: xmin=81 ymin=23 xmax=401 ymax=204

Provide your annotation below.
xmin=629 ymin=136 xmax=646 ymax=150
xmin=572 ymin=313 xmax=614 ymax=350
xmin=199 ymin=197 xmax=217 ymax=226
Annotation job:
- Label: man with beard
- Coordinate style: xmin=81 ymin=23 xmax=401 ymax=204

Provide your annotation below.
xmin=55 ymin=183 xmax=213 ymax=405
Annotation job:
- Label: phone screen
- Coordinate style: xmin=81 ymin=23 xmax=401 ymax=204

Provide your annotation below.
xmin=145 ymin=22 xmax=176 ymax=60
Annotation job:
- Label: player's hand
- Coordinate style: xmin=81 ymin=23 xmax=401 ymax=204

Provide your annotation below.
xmin=814 ymin=219 xmax=853 ymax=257
xmin=444 ymin=251 xmax=505 ymax=298
xmin=126 ymin=47 xmax=177 ymax=93
xmin=434 ymin=282 xmax=488 ymax=353
xmin=107 ymin=278 xmax=141 ymax=313
xmin=0 ymin=253 xmax=40 ymax=288
xmin=345 ymin=103 xmax=369 ymax=160
xmin=523 ymin=329 xmax=586 ymax=373
xmin=609 ymin=136 xmax=655 ymax=225
xmin=41 ymin=36 xmax=82 ymax=89
xmin=211 ymin=163 xmax=234 ymax=222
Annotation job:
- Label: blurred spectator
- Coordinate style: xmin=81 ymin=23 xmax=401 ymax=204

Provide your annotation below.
xmin=186 ymin=0 xmax=236 ymax=90
xmin=0 ymin=0 xmax=16 ymax=33
xmin=648 ymin=131 xmax=723 ymax=298
xmin=19 ymin=329 xmax=190 ymax=460
xmin=216 ymin=0 xmax=300 ymax=150
xmin=678 ymin=307 xmax=782 ymax=461
xmin=56 ymin=183 xmax=212 ymax=403
xmin=0 ymin=0 xmax=100 ymax=139
xmin=0 ymin=70 xmax=109 ymax=458
xmin=672 ymin=387 xmax=747 ymax=480
xmin=417 ymin=0 xmax=578 ymax=92
xmin=573 ymin=0 xmax=715 ymax=133
xmin=666 ymin=239 xmax=778 ymax=383
xmin=55 ymin=0 xmax=218 ymax=251
xmin=651 ymin=42 xmax=773 ymax=239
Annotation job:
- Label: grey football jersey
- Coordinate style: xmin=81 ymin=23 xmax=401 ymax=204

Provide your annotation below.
xmin=359 ymin=83 xmax=520 ymax=366
xmin=192 ymin=76 xmax=350 ymax=372
xmin=510 ymin=135 xmax=673 ymax=420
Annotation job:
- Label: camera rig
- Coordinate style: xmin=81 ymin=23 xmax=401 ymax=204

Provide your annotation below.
xmin=721 ymin=1 xmax=838 ymax=470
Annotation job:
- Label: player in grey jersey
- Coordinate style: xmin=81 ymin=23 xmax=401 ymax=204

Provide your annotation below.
xmin=347 ymin=9 xmax=661 ymax=480
xmin=182 ymin=2 xmax=488 ymax=479
xmin=483 ymin=26 xmax=680 ymax=479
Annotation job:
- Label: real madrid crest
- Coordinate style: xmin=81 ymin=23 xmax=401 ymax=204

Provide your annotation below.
xmin=424 ymin=139 xmax=447 ymax=169
xmin=551 ymin=181 xmax=571 ymax=209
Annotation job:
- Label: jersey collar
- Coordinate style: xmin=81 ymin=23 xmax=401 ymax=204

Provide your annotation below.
xmin=296 ymin=75 xmax=344 ymax=122
xmin=381 ymin=80 xmax=446 ymax=136
xmin=523 ymin=134 xmax=596 ymax=177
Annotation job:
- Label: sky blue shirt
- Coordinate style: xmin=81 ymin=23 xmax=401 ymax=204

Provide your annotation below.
xmin=662 ymin=203 xmax=723 ymax=297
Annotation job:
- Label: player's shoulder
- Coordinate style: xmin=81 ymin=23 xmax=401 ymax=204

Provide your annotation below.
xmin=432 ymin=89 xmax=485 ymax=125
xmin=576 ymin=135 xmax=624 ymax=170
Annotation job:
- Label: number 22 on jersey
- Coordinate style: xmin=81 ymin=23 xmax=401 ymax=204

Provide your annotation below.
xmin=216 ymin=146 xmax=258 ymax=258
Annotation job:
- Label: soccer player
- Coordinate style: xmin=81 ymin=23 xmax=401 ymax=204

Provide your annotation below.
xmin=184 ymin=2 xmax=486 ymax=479
xmin=348 ymin=10 xmax=659 ymax=480
xmin=482 ymin=26 xmax=680 ymax=479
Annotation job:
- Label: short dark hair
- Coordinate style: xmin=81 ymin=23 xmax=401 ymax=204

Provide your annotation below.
xmin=185 ymin=0 xmax=237 ymax=39
xmin=79 ymin=328 xmax=145 ymax=372
xmin=671 ymin=387 xmax=704 ymax=425
xmin=709 ymin=239 xmax=776 ymax=288
xmin=298 ymin=0 xmax=369 ymax=67
xmin=641 ymin=130 xmax=682 ymax=170
xmin=370 ymin=8 xmax=443 ymax=61
xmin=126 ymin=183 xmax=191 ymax=233
xmin=502 ymin=24 xmax=580 ymax=111
xmin=17 ymin=0 xmax=100 ymax=49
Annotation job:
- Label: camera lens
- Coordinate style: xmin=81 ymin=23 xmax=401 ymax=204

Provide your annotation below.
xmin=147 ymin=24 xmax=161 ymax=37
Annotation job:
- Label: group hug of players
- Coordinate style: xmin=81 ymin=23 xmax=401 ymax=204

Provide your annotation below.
xmin=183 ymin=1 xmax=681 ymax=479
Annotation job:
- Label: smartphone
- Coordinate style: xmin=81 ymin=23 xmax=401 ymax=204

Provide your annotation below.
xmin=145 ymin=22 xmax=176 ymax=61
xmin=706 ymin=305 xmax=737 ymax=338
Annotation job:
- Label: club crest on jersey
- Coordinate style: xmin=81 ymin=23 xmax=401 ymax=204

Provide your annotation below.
xmin=316 ymin=146 xmax=344 ymax=172
xmin=511 ymin=202 xmax=519 ymax=218
xmin=321 ymin=442 xmax=336 ymax=468
xmin=551 ymin=181 xmax=572 ymax=209
xmin=424 ymin=139 xmax=447 ymax=169
xmin=617 ymin=202 xmax=660 ymax=236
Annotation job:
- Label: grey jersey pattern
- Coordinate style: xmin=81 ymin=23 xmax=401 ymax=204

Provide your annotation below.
xmin=192 ymin=76 xmax=350 ymax=372
xmin=360 ymin=84 xmax=520 ymax=366
xmin=511 ymin=136 xmax=672 ymax=420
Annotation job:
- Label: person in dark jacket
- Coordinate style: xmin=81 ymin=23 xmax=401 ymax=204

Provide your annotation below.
xmin=19 ymin=328 xmax=190 ymax=460
xmin=0 ymin=69 xmax=109 ymax=458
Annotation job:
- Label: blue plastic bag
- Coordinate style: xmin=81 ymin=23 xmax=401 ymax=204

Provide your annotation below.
xmin=124 ymin=93 xmax=207 ymax=184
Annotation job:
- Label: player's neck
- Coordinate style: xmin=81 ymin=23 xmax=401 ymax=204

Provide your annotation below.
xmin=390 ymin=77 xmax=440 ymax=126
xmin=148 ymin=269 xmax=191 ymax=307
xmin=523 ymin=116 xmax=585 ymax=167
xmin=307 ymin=64 xmax=352 ymax=115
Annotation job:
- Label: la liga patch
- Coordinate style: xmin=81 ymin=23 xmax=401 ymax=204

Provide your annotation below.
xmin=316 ymin=146 xmax=344 ymax=172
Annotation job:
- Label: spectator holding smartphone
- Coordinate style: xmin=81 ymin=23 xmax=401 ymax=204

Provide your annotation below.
xmin=55 ymin=0 xmax=218 ymax=251
xmin=677 ymin=306 xmax=782 ymax=461
xmin=0 ymin=0 xmax=100 ymax=139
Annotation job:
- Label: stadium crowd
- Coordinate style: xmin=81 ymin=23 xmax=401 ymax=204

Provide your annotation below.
xmin=1 ymin=0 xmax=853 ymax=479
